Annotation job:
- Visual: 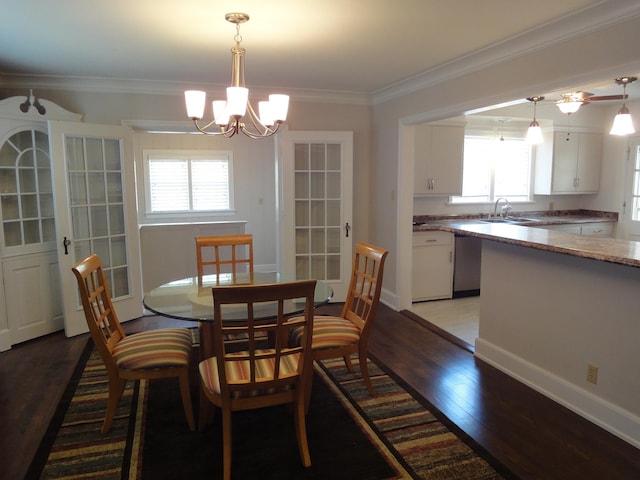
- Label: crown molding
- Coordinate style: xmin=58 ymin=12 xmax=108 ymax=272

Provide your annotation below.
xmin=372 ymin=0 xmax=640 ymax=105
xmin=0 ymin=73 xmax=371 ymax=106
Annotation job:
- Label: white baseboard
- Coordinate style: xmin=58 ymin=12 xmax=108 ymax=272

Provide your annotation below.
xmin=380 ymin=287 xmax=399 ymax=311
xmin=475 ymin=337 xmax=640 ymax=449
xmin=0 ymin=329 xmax=11 ymax=352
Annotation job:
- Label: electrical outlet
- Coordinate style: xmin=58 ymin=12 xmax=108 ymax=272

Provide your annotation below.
xmin=586 ymin=364 xmax=598 ymax=384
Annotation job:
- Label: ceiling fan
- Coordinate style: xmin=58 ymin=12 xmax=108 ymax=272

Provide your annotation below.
xmin=555 ymin=90 xmax=627 ymax=113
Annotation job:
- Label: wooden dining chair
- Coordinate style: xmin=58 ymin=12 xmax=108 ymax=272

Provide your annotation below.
xmin=195 ymin=234 xmax=254 ymax=279
xmin=71 ymin=254 xmax=195 ymax=434
xmin=290 ymin=242 xmax=388 ymax=401
xmin=198 ymin=280 xmax=317 ymax=480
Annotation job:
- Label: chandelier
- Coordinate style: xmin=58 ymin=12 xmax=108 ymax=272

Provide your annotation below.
xmin=184 ymin=12 xmax=289 ymax=138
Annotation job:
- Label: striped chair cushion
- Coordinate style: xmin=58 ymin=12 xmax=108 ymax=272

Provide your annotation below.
xmin=113 ymin=328 xmax=192 ymax=370
xmin=290 ymin=316 xmax=360 ymax=350
xmin=199 ymin=350 xmax=300 ymax=399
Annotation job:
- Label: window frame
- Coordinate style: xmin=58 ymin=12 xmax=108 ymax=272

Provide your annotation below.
xmin=449 ymin=130 xmax=534 ymax=205
xmin=142 ymin=149 xmax=235 ymax=221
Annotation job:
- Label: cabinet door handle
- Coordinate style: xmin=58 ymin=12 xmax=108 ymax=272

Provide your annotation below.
xmin=344 ymin=222 xmax=350 ymax=238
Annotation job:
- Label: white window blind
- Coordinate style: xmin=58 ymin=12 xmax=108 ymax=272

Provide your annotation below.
xmin=145 ymin=150 xmax=232 ymax=214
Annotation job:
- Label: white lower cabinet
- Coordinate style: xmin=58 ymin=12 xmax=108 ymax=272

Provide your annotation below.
xmin=412 ymin=231 xmax=454 ymax=301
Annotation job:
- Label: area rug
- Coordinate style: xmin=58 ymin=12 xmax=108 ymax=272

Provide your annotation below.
xmin=27 ymin=343 xmax=511 ymax=479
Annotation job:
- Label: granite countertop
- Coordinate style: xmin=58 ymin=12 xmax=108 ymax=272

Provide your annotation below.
xmin=413 ymin=210 xmax=640 ymax=269
xmin=412 ymin=209 xmax=617 ymax=229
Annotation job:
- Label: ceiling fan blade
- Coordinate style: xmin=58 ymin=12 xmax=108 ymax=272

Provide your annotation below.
xmin=584 ymin=94 xmax=627 ymax=102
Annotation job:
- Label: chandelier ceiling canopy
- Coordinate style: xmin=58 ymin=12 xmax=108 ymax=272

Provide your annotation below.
xmin=184 ymin=13 xmax=289 ymax=139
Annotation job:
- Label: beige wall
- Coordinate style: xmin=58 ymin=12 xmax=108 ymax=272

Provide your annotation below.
xmin=0 ymin=88 xmax=372 ymax=272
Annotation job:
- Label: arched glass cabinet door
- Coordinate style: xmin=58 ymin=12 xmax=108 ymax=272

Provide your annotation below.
xmin=0 ymin=128 xmax=56 ymax=253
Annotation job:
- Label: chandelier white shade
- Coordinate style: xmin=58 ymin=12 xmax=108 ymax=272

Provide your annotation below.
xmin=609 ymin=77 xmax=637 ymax=136
xmin=556 ymin=94 xmax=582 ymax=114
xmin=184 ymin=13 xmax=289 ymax=138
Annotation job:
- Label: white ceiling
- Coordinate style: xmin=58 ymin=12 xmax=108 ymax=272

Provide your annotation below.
xmin=0 ymin=0 xmax=639 ymax=101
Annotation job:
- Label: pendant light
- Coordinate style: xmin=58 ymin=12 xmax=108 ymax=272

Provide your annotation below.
xmin=525 ymin=96 xmax=544 ymax=144
xmin=609 ymin=76 xmax=637 ymax=136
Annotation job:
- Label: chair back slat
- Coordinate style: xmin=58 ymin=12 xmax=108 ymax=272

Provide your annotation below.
xmin=71 ymin=254 xmax=125 ymax=364
xmin=342 ymin=243 xmax=388 ymax=331
xmin=195 ymin=234 xmax=254 ymax=279
xmin=211 ymin=280 xmax=316 ymax=398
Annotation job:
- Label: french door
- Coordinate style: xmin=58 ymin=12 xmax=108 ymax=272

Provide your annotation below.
xmin=277 ymin=130 xmax=353 ymax=302
xmin=49 ymin=121 xmax=142 ymax=337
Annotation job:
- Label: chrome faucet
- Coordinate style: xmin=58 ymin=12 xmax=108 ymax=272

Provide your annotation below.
xmin=493 ymin=197 xmax=511 ymax=218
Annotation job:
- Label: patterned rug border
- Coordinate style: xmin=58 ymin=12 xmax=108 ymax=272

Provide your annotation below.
xmin=366 ymin=353 xmax=517 ymax=480
xmin=25 ymin=338 xmax=93 ymax=479
xmin=312 ymin=362 xmax=412 ymax=479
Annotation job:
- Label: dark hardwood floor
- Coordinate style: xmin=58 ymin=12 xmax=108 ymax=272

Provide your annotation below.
xmin=1 ymin=303 xmax=639 ymax=480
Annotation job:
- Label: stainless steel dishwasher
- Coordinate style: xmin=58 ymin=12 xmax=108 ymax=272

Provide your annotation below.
xmin=453 ymin=235 xmax=481 ymax=297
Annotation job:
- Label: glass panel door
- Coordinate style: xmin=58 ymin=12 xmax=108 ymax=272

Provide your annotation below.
xmin=49 ymin=121 xmax=142 ymax=337
xmin=277 ymin=131 xmax=353 ymax=302
xmin=294 ymin=143 xmax=342 ymax=280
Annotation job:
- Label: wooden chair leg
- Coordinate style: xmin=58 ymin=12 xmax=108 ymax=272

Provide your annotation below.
xmin=304 ymin=359 xmax=316 ymax=414
xmin=343 ymin=354 xmax=354 ymax=372
xmin=199 ymin=383 xmax=214 ymax=431
xmin=178 ymin=369 xmax=195 ymax=431
xmin=359 ymin=352 xmax=375 ymax=396
xmin=294 ymin=393 xmax=312 ymax=467
xmin=222 ymin=406 xmax=233 ymax=480
xmin=102 ymin=377 xmax=126 ymax=434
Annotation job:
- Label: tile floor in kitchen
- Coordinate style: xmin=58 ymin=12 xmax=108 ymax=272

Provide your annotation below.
xmin=408 ymin=295 xmax=480 ymax=346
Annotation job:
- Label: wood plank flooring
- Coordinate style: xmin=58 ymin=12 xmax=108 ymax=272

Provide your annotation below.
xmin=1 ymin=303 xmax=639 ymax=480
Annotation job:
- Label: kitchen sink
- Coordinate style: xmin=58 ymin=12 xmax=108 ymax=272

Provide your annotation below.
xmin=479 ymin=217 xmax=540 ymax=224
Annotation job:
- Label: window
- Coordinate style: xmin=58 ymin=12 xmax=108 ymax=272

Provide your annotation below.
xmin=451 ymin=135 xmax=533 ymax=204
xmin=143 ymin=150 xmax=233 ymax=215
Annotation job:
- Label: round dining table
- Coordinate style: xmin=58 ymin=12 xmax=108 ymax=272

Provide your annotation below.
xmin=143 ymin=271 xmax=333 ymax=323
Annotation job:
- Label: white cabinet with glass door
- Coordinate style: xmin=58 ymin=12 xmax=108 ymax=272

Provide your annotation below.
xmin=413 ymin=124 xmax=464 ymax=196
xmin=277 ymin=131 xmax=353 ymax=302
xmin=534 ymin=129 xmax=602 ymax=194
xmin=0 ymin=120 xmax=63 ymax=350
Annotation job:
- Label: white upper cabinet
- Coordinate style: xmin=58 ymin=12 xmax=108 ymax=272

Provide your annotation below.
xmin=413 ymin=124 xmax=464 ymax=196
xmin=534 ymin=129 xmax=602 ymax=194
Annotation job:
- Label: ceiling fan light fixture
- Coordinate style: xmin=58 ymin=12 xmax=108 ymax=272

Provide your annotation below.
xmin=184 ymin=12 xmax=289 ymax=138
xmin=525 ymin=96 xmax=544 ymax=144
xmin=556 ymin=94 xmax=583 ymax=114
xmin=609 ymin=76 xmax=637 ymax=136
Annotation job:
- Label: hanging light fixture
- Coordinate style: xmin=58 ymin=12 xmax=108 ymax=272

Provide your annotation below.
xmin=609 ymin=76 xmax=637 ymax=136
xmin=525 ymin=96 xmax=544 ymax=144
xmin=556 ymin=93 xmax=583 ymax=114
xmin=184 ymin=12 xmax=289 ymax=138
